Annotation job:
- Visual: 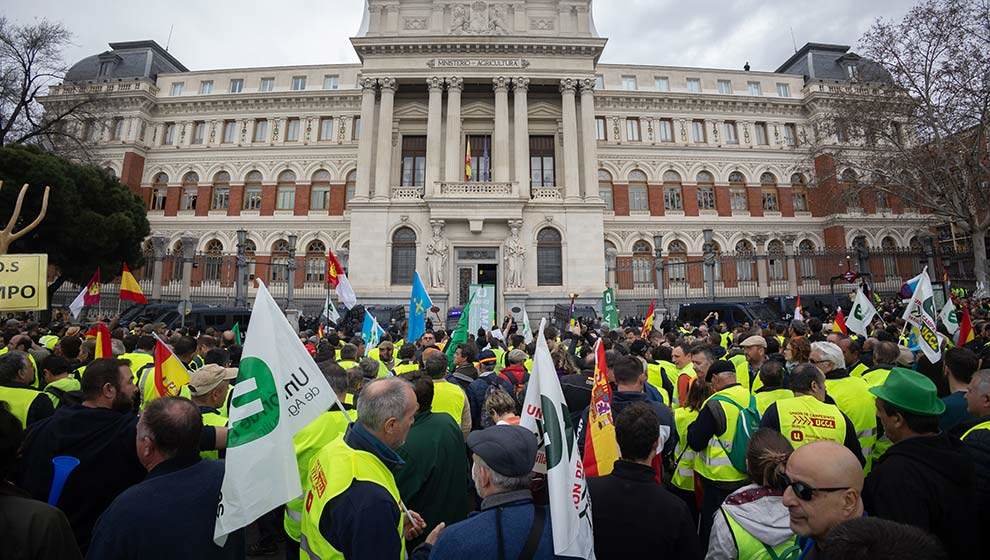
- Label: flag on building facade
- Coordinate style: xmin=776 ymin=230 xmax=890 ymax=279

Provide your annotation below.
xmin=68 ymin=269 xmax=101 ymax=319
xmin=902 ymin=268 xmax=942 ymax=363
xmin=406 ymin=271 xmax=433 ymax=343
xmin=833 ymin=307 xmax=848 ymax=335
xmin=520 ymin=318 xmax=595 ymax=559
xmin=641 ymin=300 xmax=656 ymax=338
xmin=119 ymin=263 xmax=147 ymax=304
xmin=793 ymin=295 xmax=804 ymax=322
xmin=465 ymin=138 xmax=473 ymax=180
xmin=957 ymin=306 xmax=975 ymax=346
xmin=87 ymin=322 xmax=112 ymax=359
xmin=584 ymin=339 xmax=620 ymax=477
xmin=214 ymin=280 xmax=336 ymax=543
xmin=845 ymin=288 xmax=877 ymax=338
xmin=152 ymin=337 xmax=190 ymax=398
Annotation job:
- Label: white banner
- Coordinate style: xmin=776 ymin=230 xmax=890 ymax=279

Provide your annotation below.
xmin=901 ymin=269 xmax=942 ymax=363
xmin=845 ymin=288 xmax=877 ymax=337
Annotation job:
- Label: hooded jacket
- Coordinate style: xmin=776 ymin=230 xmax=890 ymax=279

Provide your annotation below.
xmin=706 ymin=484 xmax=794 ymax=560
xmin=863 ymin=433 xmax=980 ymax=558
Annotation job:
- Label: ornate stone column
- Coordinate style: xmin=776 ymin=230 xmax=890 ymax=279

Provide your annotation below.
xmin=493 ymin=77 xmax=511 ymax=183
xmin=444 ymin=77 xmax=464 ymax=182
xmin=355 ymin=77 xmax=378 ymax=200
xmin=513 ymin=78 xmax=531 ymax=199
xmin=150 ymin=235 xmax=167 ymax=302
xmin=373 ymin=78 xmax=397 ymax=201
xmin=753 ymin=234 xmax=770 ymax=298
xmin=783 ymin=234 xmax=799 ymax=296
xmin=579 ymin=78 xmax=599 ymax=201
xmin=425 ymin=77 xmax=445 ymax=197
xmin=180 ymin=234 xmax=197 ymax=304
xmin=560 ymin=78 xmax=581 ymax=202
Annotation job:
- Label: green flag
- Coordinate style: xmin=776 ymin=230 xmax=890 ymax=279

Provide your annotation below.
xmin=446 ymin=295 xmax=474 ymax=372
xmin=602 ymin=288 xmax=619 ymax=330
xmin=232 ymin=322 xmax=242 ymax=346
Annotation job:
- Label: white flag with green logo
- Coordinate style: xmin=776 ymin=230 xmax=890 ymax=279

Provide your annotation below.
xmin=214 ymin=281 xmax=337 ymax=542
xmin=521 ymin=307 xmax=534 ymax=345
xmin=939 ymin=297 xmax=960 ymax=338
xmin=845 ymin=288 xmax=877 ymax=337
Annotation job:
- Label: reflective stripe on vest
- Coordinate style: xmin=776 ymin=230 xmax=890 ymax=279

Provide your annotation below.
xmin=696 ymin=385 xmax=751 ymax=482
xmin=776 ymin=395 xmax=847 ymax=450
xmin=755 ymin=389 xmax=794 ymax=416
xmin=724 ymin=507 xmax=798 ymax=560
xmin=962 ymin=419 xmax=990 ymax=440
xmin=431 ymin=380 xmax=465 ymax=425
xmin=285 ymin=410 xmax=351 ymax=541
xmin=0 ymin=385 xmax=42 ymax=428
xmin=672 ymin=407 xmax=699 ymax=491
xmin=393 ymin=362 xmax=419 ymax=376
xmin=824 ymin=376 xmax=877 ymax=470
xmin=299 ymin=438 xmax=405 ymax=560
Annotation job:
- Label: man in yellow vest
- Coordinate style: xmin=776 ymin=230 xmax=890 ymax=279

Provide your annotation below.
xmin=336 ymin=343 xmax=360 ymax=371
xmin=861 ymin=341 xmax=900 ymax=388
xmin=739 ymin=335 xmax=768 ymax=391
xmin=761 ymin=364 xmax=865 ymax=462
xmin=961 ymin=369 xmax=990 ymax=547
xmin=753 ymin=360 xmax=793 ymax=414
xmin=834 ymin=335 xmax=870 ymax=378
xmin=284 ymin=362 xmax=353 ymax=558
xmin=392 ymin=343 xmax=419 ymax=376
xmin=40 ymin=355 xmax=82 ymax=408
xmin=423 ymin=349 xmax=471 ymax=439
xmin=0 ymin=351 xmax=54 ymax=428
xmin=671 ymin=343 xmax=697 ymax=407
xmin=811 ymin=341 xmax=878 ymax=468
xmin=687 ymin=359 xmax=752 ymax=546
xmin=187 ymin=363 xmax=238 ymax=460
xmin=118 ymin=335 xmax=156 ymax=383
xmin=299 ymin=377 xmax=430 ymax=559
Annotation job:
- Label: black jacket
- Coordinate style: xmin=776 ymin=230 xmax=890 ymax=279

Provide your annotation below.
xmin=863 ymin=433 xmax=980 ymax=558
xmin=958 ymin=418 xmax=990 ymax=549
xmin=587 ymin=461 xmax=701 ymax=560
xmin=578 ymin=391 xmax=678 ymax=461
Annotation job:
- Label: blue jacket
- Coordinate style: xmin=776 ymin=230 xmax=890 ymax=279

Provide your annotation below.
xmin=466 ymin=372 xmax=517 ymax=430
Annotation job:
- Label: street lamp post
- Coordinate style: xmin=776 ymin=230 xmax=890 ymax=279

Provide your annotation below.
xmin=653 ymin=233 xmax=665 ymax=321
xmin=287 ymin=233 xmax=298 ymax=310
xmin=703 ymin=228 xmax=716 ymax=301
xmin=235 ymin=229 xmax=247 ymax=307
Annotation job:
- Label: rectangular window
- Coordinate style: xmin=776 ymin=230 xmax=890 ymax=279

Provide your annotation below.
xmin=629 ymin=185 xmax=648 ymax=211
xmin=658 ymin=119 xmax=673 ymax=142
xmin=222 ymin=120 xmax=236 ymax=143
xmin=793 ymin=192 xmax=808 ymax=212
xmin=229 ymin=79 xmax=244 ymax=93
xmin=199 ymin=80 xmax=213 ymax=94
xmin=622 ymin=75 xmax=638 ymax=91
xmin=530 ymin=136 xmax=556 ymax=188
xmin=724 ymin=121 xmax=738 ymax=144
xmin=717 ymin=79 xmax=732 ymax=94
xmin=319 ymin=117 xmax=334 ymax=141
xmin=731 ymin=190 xmax=748 ymax=211
xmin=180 ymin=187 xmax=198 ymax=211
xmin=352 ymin=117 xmax=361 ymax=140
xmin=686 ymin=78 xmax=701 ymax=93
xmin=692 ymin=120 xmax=706 ymax=143
xmin=291 ymin=76 xmax=307 ymax=90
xmin=697 ymin=186 xmax=716 ymax=210
xmin=192 ymin=121 xmax=205 ymax=144
xmin=111 ymin=118 xmax=124 ymax=140
xmin=163 ymin=123 xmax=176 ymax=145
xmin=243 ymin=187 xmax=262 ymax=210
xmin=755 ymin=122 xmax=769 ymax=145
xmin=310 ymin=187 xmax=330 ymax=210
xmin=211 ymin=187 xmax=230 ymax=210
xmin=151 ymin=188 xmax=167 ymax=210
xmin=664 ymin=187 xmax=683 ymax=210
xmin=601 ymin=186 xmax=613 ymax=211
xmin=400 ymin=135 xmax=427 ymax=187
xmin=276 ymin=187 xmax=295 ymax=210
xmin=170 ymin=82 xmax=184 ymax=96
xmin=595 ymin=117 xmax=607 ymax=140
xmin=747 ymin=81 xmax=762 ymax=96
xmin=323 ymin=75 xmax=339 ymax=90
xmin=595 ymin=74 xmax=605 ymax=89
xmin=777 ymin=83 xmax=791 ymax=97
xmin=762 ymin=191 xmax=779 ymax=211
xmin=655 ymin=76 xmax=669 ymax=91
xmin=467 ymin=135 xmax=494 ymax=181
xmin=626 ymin=118 xmax=641 ymax=142
xmin=259 ymin=77 xmax=275 ymax=92
xmin=286 ymin=118 xmax=300 ymax=142
xmin=253 ymin=119 xmax=268 ymax=142
xmin=784 ymin=124 xmax=798 ymax=146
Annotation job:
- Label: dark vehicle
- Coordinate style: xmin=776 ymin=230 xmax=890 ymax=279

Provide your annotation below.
xmin=764 ymin=295 xmax=851 ymax=321
xmin=154 ymin=307 xmax=252 ymax=333
xmin=553 ymin=304 xmax=599 ymax=331
xmin=118 ymin=303 xmax=192 ymax=326
xmin=676 ymin=302 xmax=781 ymax=329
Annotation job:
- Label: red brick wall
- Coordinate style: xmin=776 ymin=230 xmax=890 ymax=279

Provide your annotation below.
xmin=682 ymin=184 xmax=699 ymax=216
xmin=164 ymin=186 xmax=180 ymax=217
xmin=330 ymin=183 xmax=346 ymax=215
xmin=890 ymin=194 xmax=905 ymax=214
xmin=647 ymin=184 xmax=664 ymax=216
xmin=612 ymin=183 xmax=630 ymax=216
xmin=120 ymin=152 xmax=145 ymax=194
xmin=227 ymin=185 xmax=243 ymax=217
xmin=294 ymin=184 xmax=311 ymax=216
xmin=260 ymin=184 xmax=276 ymax=216
xmin=294 ymin=256 xmax=306 ymax=288
xmin=779 ymin=188 xmax=795 ymax=217
xmin=195 ymin=186 xmax=211 ymax=217
xmin=811 ymin=154 xmax=843 ymax=217
xmin=715 ymin=185 xmax=731 ymax=217
xmin=823 ymin=226 xmax=846 ymax=250
xmin=687 ymin=258 xmax=704 ymax=289
xmin=747 ymin=188 xmax=764 ymax=218
xmin=860 ymin=189 xmax=877 ymax=214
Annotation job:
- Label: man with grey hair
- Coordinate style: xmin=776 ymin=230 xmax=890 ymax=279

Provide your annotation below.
xmin=300 ymin=377 xmax=431 ymax=559
xmin=811 ymin=341 xmax=877 ymax=468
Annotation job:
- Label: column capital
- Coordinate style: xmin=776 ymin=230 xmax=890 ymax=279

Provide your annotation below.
xmin=512 ymin=77 xmax=530 ymax=91
xmin=359 ymin=77 xmax=378 ymax=91
xmin=378 ymin=77 xmax=397 ymax=92
xmin=446 ymin=76 xmax=464 ymax=91
xmin=559 ymin=78 xmax=578 ymax=93
xmin=492 ymin=76 xmax=510 ymax=93
xmin=579 ymin=78 xmax=596 ymax=94
xmin=426 ymin=76 xmax=445 ymax=91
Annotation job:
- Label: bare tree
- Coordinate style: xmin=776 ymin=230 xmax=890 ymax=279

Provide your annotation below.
xmin=808 ymin=0 xmax=990 ymax=287
xmin=0 ymin=17 xmax=102 ymax=156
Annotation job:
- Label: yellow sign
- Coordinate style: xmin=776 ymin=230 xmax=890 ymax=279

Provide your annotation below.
xmin=0 ymin=254 xmax=48 ymax=311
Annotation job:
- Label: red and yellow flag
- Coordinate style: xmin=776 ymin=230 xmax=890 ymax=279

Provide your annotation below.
xmin=833 ymin=307 xmax=848 ymax=335
xmin=153 ymin=338 xmax=190 ymax=398
xmin=326 ymin=250 xmax=345 ymax=289
xmin=465 ymin=139 xmax=472 ymax=180
xmin=957 ymin=306 xmax=975 ymax=346
xmin=87 ymin=322 xmax=113 ymax=359
xmin=84 ymin=269 xmax=101 ymax=306
xmin=583 ymin=339 xmax=620 ymax=477
xmin=120 ymin=263 xmax=147 ymax=304
xmin=641 ymin=300 xmax=656 ymax=339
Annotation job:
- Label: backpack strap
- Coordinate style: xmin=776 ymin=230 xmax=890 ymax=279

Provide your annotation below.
xmin=518 ymin=505 xmax=547 ymax=560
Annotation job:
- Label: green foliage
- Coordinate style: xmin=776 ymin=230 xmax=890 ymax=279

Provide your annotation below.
xmin=0 ymin=144 xmax=149 ymax=284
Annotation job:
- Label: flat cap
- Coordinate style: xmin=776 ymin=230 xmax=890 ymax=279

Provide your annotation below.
xmin=467 ymin=425 xmax=538 ymax=477
xmin=740 ymin=335 xmax=767 ymax=348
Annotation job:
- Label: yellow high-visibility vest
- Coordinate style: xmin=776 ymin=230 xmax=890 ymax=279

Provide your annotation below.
xmin=776 ymin=395 xmax=847 ymax=450
xmin=825 ymin=376 xmax=877 ymax=469
xmin=285 ymin=410 xmax=351 ymax=541
xmin=695 ymin=385 xmax=751 ymax=483
xmin=754 ymin=388 xmax=794 ymax=415
xmin=431 ymin=380 xmax=465 ymax=425
xmin=724 ymin=508 xmax=798 ymax=559
xmin=0 ymin=384 xmax=45 ymax=428
xmin=200 ymin=409 xmax=228 ymax=461
xmin=672 ymin=407 xmax=699 ymax=491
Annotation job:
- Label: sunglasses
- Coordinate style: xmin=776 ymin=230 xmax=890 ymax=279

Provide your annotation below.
xmin=783 ymin=474 xmax=849 ymax=501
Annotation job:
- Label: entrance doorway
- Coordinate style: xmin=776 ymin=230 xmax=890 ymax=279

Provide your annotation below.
xmin=455 ymin=247 xmax=499 ymax=318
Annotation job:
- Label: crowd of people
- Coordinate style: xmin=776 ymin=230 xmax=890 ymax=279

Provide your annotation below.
xmin=1 ymin=299 xmax=989 ymax=559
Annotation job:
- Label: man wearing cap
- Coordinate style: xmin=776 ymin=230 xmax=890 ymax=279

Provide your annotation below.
xmin=864 ymin=368 xmax=979 ymax=558
xmin=187 ymin=364 xmax=238 ymax=460
xmin=737 ymin=335 xmax=766 ymax=391
xmin=687 ymin=359 xmax=753 ymax=546
xmin=420 ymin=424 xmax=553 ymax=559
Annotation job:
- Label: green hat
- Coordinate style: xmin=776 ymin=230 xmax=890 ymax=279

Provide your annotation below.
xmin=869 ymin=367 xmax=945 ymax=416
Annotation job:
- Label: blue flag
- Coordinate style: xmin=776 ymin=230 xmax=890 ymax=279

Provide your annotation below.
xmin=362 ymin=311 xmax=386 ymax=356
xmin=407 ymin=272 xmax=433 ymax=344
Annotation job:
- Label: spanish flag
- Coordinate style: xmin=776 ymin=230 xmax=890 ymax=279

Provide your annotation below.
xmin=465 ymin=138 xmax=472 ymax=180
xmin=641 ymin=300 xmax=656 ymax=339
xmin=120 ymin=263 xmax=147 ymax=304
xmin=833 ymin=306 xmax=848 ymax=335
xmin=583 ymin=339 xmax=620 ymax=477
xmin=87 ymin=322 xmax=113 ymax=359
xmin=957 ymin=306 xmax=975 ymax=346
xmin=153 ymin=338 xmax=190 ymax=398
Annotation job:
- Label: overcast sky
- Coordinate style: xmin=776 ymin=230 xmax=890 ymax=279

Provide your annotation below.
xmin=6 ymin=0 xmax=916 ymax=72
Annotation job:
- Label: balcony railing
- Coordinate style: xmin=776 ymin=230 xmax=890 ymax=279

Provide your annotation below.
xmin=531 ymin=187 xmax=563 ymax=201
xmin=436 ymin=182 xmax=515 ymax=197
xmin=392 ymin=186 xmax=424 ymax=200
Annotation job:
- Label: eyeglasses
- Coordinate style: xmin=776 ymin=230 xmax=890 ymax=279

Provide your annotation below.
xmin=783 ymin=474 xmax=849 ymax=501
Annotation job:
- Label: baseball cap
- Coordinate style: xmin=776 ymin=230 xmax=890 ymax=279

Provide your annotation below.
xmin=188 ymin=364 xmax=238 ymax=396
xmin=467 ymin=425 xmax=538 ymax=477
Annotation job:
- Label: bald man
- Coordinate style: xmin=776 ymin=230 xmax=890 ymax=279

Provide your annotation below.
xmin=782 ymin=442 xmax=864 ymax=559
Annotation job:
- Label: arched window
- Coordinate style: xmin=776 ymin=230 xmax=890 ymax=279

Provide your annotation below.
xmin=598 ymin=170 xmax=614 ymax=211
xmin=344 ymin=171 xmax=357 ymax=209
xmin=276 ymin=170 xmax=296 ymax=211
xmin=537 ymin=228 xmax=563 ymax=286
xmin=180 ymin=172 xmax=199 ymax=211
xmin=211 ymin=171 xmax=230 ymax=210
xmin=728 ymin=171 xmax=746 ymax=186
xmin=761 ymin=172 xmax=779 ymax=211
xmin=853 ymin=235 xmax=868 ymax=251
xmin=881 ymin=236 xmax=898 ymax=276
xmin=310 ymin=170 xmax=331 ymax=211
xmin=735 ymin=240 xmax=756 ymax=281
xmin=243 ymin=170 xmax=263 ymax=210
xmin=799 ymin=240 xmax=816 ymax=279
xmin=768 ymin=239 xmax=786 ymax=280
xmin=760 ymin=172 xmax=777 ymax=186
xmin=663 ymin=171 xmax=683 ymax=211
xmin=604 ymin=240 xmax=618 ymax=264
xmin=151 ymin=172 xmax=168 ymax=210
xmin=391 ymin=228 xmax=417 ymax=285
xmin=628 ymin=170 xmax=648 ymax=211
xmin=305 ymin=240 xmax=327 ymax=283
xmin=841 ymin=169 xmax=858 ymax=185
xmin=204 ymin=239 xmax=224 ymax=283
xmin=632 ymin=240 xmax=653 ymax=286
xmin=270 ymin=239 xmax=291 ymax=283
xmin=105 ymin=166 xmax=117 ymax=178
xmin=243 ymin=239 xmax=257 ymax=280
xmin=791 ymin=173 xmax=808 ymax=212
xmin=696 ymin=171 xmax=715 ymax=210
xmin=170 ymin=240 xmax=184 ymax=282
xmin=667 ymin=240 xmax=688 ymax=283
xmin=709 ymin=241 xmax=723 ymax=282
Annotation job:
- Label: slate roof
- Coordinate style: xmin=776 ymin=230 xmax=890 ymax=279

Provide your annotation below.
xmin=65 ymin=40 xmax=188 ymax=83
xmin=776 ymin=43 xmax=889 ymax=83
